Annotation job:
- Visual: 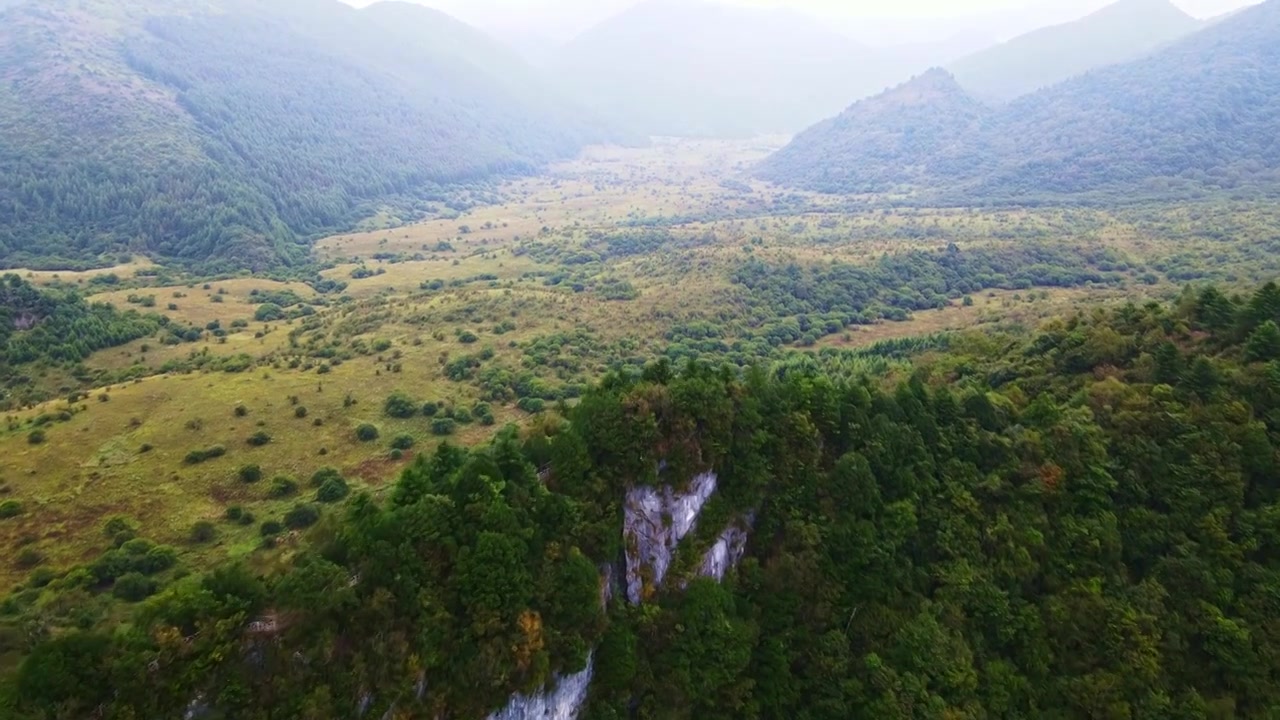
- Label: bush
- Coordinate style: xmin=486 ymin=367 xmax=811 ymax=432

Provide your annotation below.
xmin=310 ymin=467 xmax=343 ymax=488
xmin=431 ymin=418 xmax=458 ymax=436
xmin=0 ymin=500 xmax=22 ymax=519
xmin=390 ymin=434 xmax=415 ymax=450
xmin=184 ymin=446 xmax=226 ymax=464
xmin=284 ymin=504 xmax=321 ymax=530
xmin=390 ymin=448 xmax=404 ymax=460
xmin=238 ymin=465 xmax=263 ymax=484
xmin=234 ymin=405 xmax=248 ymax=417
xmin=516 ymin=397 xmax=546 ymax=414
xmin=422 ymin=401 xmax=440 ymax=417
xmin=260 ymin=520 xmax=284 ymax=537
xmin=190 ymin=521 xmax=217 ymax=544
xmin=269 ymin=476 xmax=299 ymax=498
xmin=103 ymin=516 xmax=134 ymax=537
xmin=27 ymin=430 xmax=46 ymax=445
xmin=16 ymin=548 xmax=42 ymax=569
xmin=225 ymin=506 xmax=245 ymax=522
xmin=27 ymin=567 xmax=57 ymax=589
xmin=458 ymin=331 xmax=479 ymax=344
xmin=355 ymin=424 xmax=380 ymax=442
xmin=383 ymin=392 xmax=418 ymax=419
xmin=474 ymin=403 xmax=496 ymax=426
xmin=237 ymin=511 xmax=256 ymax=526
xmin=294 ymin=406 xmax=308 ymax=419
xmin=246 ymin=431 xmax=272 ymax=447
xmin=112 ymin=572 xmax=157 ymax=602
xmin=316 ymin=477 xmax=350 ymax=503
xmin=452 ymin=407 xmax=473 ymax=424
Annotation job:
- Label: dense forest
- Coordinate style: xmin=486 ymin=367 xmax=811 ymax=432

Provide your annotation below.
xmin=0 ymin=275 xmax=170 ymax=407
xmin=0 ymin=0 xmax=619 ymax=271
xmin=8 ymin=280 xmax=1280 ymax=717
xmin=759 ymin=0 xmax=1280 ymax=202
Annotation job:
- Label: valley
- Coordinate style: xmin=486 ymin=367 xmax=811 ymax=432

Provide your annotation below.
xmin=5 ymin=0 xmax=1280 ymax=716
xmin=3 ymin=138 xmax=1278 ymax=598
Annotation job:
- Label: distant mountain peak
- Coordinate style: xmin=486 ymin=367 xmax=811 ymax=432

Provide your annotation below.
xmin=948 ymin=0 xmax=1202 ymax=101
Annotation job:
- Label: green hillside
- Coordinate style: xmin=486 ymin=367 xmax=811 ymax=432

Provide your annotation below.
xmin=758 ymin=0 xmax=1280 ymax=203
xmin=0 ymin=0 xmax=619 ymax=271
xmin=950 ymin=0 xmax=1202 ymax=102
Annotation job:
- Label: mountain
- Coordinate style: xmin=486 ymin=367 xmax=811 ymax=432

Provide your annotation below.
xmin=755 ymin=70 xmax=991 ymax=195
xmin=949 ymin=0 xmax=1203 ymax=101
xmin=549 ymin=0 xmax=902 ymax=138
xmin=0 ymin=0 xmax=621 ymax=271
xmin=757 ymin=0 xmax=1280 ymax=203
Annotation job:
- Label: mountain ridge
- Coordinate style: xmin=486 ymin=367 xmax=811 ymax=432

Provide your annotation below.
xmin=757 ymin=0 xmax=1280 ymax=203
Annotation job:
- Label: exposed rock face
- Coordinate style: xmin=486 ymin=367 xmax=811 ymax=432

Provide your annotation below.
xmin=486 ymin=654 xmax=595 ymax=720
xmin=697 ymin=515 xmax=754 ymax=581
xmin=624 ymin=472 xmax=718 ymax=604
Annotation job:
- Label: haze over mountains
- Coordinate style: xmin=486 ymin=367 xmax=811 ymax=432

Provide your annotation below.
xmin=758 ymin=0 xmax=1280 ymax=202
xmin=0 ymin=0 xmax=1275 ymax=270
xmin=949 ymin=0 xmax=1204 ymax=101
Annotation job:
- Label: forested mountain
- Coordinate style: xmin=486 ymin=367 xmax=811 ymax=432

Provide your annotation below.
xmin=548 ymin=0 xmax=904 ymax=138
xmin=755 ymin=69 xmax=991 ymax=195
xmin=949 ymin=0 xmax=1202 ymax=101
xmin=0 ymin=0 xmax=620 ymax=271
xmin=758 ymin=0 xmax=1280 ymax=202
xmin=12 ymin=282 xmax=1280 ymax=717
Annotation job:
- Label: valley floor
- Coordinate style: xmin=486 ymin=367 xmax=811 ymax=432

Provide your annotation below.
xmin=3 ymin=137 xmax=1279 ymax=596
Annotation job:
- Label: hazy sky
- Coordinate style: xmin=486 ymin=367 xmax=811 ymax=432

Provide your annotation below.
xmin=345 ymin=0 xmax=1262 ymax=46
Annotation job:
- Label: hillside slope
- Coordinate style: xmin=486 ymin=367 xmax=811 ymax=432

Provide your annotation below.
xmin=755 ymin=69 xmax=991 ymax=195
xmin=950 ymin=0 xmax=1202 ymax=101
xmin=549 ymin=0 xmax=900 ymax=138
xmin=0 ymin=0 xmax=619 ymax=270
xmin=758 ymin=0 xmax=1280 ymax=203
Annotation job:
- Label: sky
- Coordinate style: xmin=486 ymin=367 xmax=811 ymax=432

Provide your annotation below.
xmin=343 ymin=0 xmax=1263 ymax=47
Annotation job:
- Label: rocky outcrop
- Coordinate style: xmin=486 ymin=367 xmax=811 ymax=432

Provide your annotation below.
xmin=624 ymin=472 xmax=718 ymax=604
xmin=486 ymin=654 xmax=594 ymax=720
xmin=697 ymin=514 xmax=753 ymax=581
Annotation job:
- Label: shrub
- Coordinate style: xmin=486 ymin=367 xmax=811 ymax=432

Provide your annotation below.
xmin=247 ymin=431 xmax=272 ymax=447
xmin=284 ymin=504 xmax=321 ymax=530
xmin=355 ymin=424 xmax=380 ymax=442
xmin=225 ymin=506 xmax=245 ymax=522
xmin=310 ymin=467 xmax=343 ymax=487
xmin=431 ymin=418 xmax=457 ymax=436
xmin=237 ymin=511 xmax=256 ymax=526
xmin=27 ymin=430 xmax=46 ymax=445
xmin=260 ymin=520 xmax=284 ymax=537
xmin=238 ymin=464 xmax=263 ymax=483
xmin=190 ymin=521 xmax=217 ymax=544
xmin=16 ymin=548 xmax=42 ymax=569
xmin=269 ymin=476 xmax=299 ymax=498
xmin=452 ymin=407 xmax=473 ymax=424
xmin=112 ymin=572 xmax=157 ymax=602
xmin=516 ymin=397 xmax=546 ymax=414
xmin=184 ymin=446 xmax=226 ymax=464
xmin=422 ymin=402 xmax=440 ymax=417
xmin=103 ymin=516 xmax=134 ymax=537
xmin=390 ymin=434 xmax=415 ymax=450
xmin=27 ymin=567 xmax=57 ymax=589
xmin=294 ymin=406 xmax=308 ymax=419
xmin=316 ymin=477 xmax=350 ymax=503
xmin=458 ymin=331 xmax=479 ymax=344
xmin=390 ymin=449 xmax=404 ymax=460
xmin=0 ymin=500 xmax=22 ymax=519
xmin=383 ymin=392 xmax=418 ymax=419
xmin=139 ymin=546 xmax=178 ymax=574
xmin=234 ymin=405 xmax=248 ymax=417
xmin=474 ymin=403 xmax=496 ymax=426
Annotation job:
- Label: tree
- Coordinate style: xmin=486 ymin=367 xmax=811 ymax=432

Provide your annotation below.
xmin=1246 ymin=321 xmax=1280 ymax=362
